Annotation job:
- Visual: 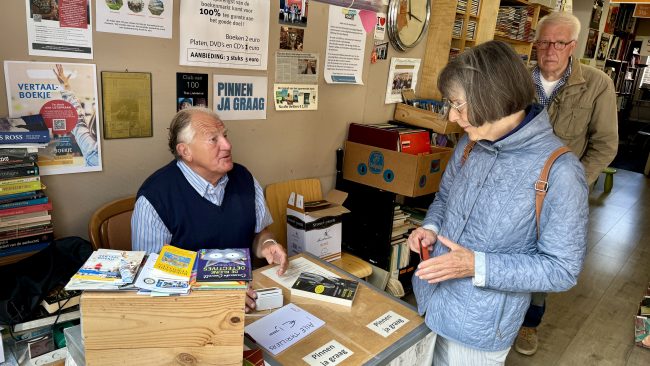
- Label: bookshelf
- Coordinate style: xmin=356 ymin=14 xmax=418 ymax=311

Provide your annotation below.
xmin=450 ymin=0 xmax=483 ymax=60
xmin=493 ymin=0 xmax=551 ymax=64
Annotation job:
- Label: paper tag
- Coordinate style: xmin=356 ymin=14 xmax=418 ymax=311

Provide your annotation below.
xmin=366 ymin=311 xmax=409 ymax=337
xmin=303 ymin=340 xmax=353 ymax=366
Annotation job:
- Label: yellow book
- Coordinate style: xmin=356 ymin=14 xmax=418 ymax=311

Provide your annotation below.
xmin=152 ymin=245 xmax=197 ymax=279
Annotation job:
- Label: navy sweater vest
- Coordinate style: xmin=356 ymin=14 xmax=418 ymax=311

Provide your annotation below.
xmin=137 ymin=161 xmax=256 ymax=251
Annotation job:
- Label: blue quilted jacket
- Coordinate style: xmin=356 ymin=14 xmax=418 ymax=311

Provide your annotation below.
xmin=412 ymin=106 xmax=588 ymax=352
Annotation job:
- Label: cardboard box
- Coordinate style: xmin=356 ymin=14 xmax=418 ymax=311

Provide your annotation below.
xmin=394 ymin=103 xmax=464 ymax=134
xmin=286 ymin=190 xmax=350 ymax=262
xmin=347 ymin=123 xmax=431 ymax=155
xmin=342 ymin=141 xmax=452 ymax=197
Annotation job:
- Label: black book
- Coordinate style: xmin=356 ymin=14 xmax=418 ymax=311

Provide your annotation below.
xmin=0 ymin=164 xmax=39 ymax=179
xmin=291 ymin=272 xmax=359 ymax=307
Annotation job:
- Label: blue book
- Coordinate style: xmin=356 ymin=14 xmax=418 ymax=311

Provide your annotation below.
xmin=0 ymin=115 xmax=50 ymax=144
xmin=0 ymin=241 xmax=50 ymax=257
xmin=0 ymin=197 xmax=49 ymax=210
xmin=196 ymin=248 xmax=253 ymax=282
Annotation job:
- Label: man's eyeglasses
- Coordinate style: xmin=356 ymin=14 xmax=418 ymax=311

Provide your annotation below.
xmin=443 ymin=100 xmax=467 ymax=116
xmin=534 ymin=40 xmax=574 ymax=50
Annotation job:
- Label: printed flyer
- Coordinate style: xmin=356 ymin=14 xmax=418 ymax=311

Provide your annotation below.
xmin=96 ymin=0 xmax=173 ymax=38
xmin=324 ymin=6 xmax=370 ymax=84
xmin=24 ymin=0 xmax=93 ymax=59
xmin=177 ymin=73 xmax=209 ymax=111
xmin=213 ymin=75 xmax=267 ymax=120
xmin=179 ymin=0 xmax=270 ymax=70
xmin=385 ymin=58 xmax=421 ymax=104
xmin=273 ymin=84 xmax=318 ymax=111
xmin=3 ymin=61 xmax=102 ymax=175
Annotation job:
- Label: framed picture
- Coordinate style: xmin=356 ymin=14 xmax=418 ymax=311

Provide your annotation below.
xmin=101 ymin=71 xmax=153 ymax=139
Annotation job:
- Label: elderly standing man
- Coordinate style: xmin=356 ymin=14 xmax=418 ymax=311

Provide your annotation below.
xmin=132 ymin=108 xmax=288 ymax=312
xmin=516 ymin=11 xmax=619 ymax=356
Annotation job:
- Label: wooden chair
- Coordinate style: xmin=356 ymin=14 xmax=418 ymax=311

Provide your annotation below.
xmin=265 ymin=178 xmax=372 ymax=279
xmin=88 ymin=196 xmax=136 ymax=250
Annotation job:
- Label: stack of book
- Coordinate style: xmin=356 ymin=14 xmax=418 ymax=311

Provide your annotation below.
xmin=65 ymin=248 xmax=146 ymax=291
xmin=134 ymin=245 xmax=196 ymax=295
xmin=495 ymin=6 xmax=534 ymax=42
xmin=192 ymin=248 xmax=251 ymax=290
xmin=0 ymin=115 xmax=51 ymax=265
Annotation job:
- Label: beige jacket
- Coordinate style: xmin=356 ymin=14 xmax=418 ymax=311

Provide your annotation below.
xmin=542 ymin=58 xmax=619 ymax=185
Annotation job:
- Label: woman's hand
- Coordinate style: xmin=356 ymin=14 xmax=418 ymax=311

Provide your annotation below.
xmin=407 ymin=227 xmax=437 ymax=256
xmin=415 ymin=236 xmax=475 ymax=284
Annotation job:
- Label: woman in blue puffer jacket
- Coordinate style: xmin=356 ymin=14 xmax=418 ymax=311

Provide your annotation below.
xmin=407 ymin=40 xmax=588 ymax=365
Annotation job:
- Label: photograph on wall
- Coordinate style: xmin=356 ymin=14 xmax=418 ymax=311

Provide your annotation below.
xmin=375 ymin=12 xmax=386 ymax=40
xmin=278 ymin=0 xmax=308 ymax=27
xmin=371 ymin=42 xmax=388 ymax=63
xmin=385 ymin=58 xmax=421 ymax=104
xmin=213 ymin=75 xmax=267 ymax=120
xmin=584 ymin=28 xmax=599 ymax=59
xmin=96 ymin=0 xmax=173 ymax=38
xmin=324 ymin=6 xmax=370 ymax=84
xmin=589 ymin=0 xmax=604 ymax=30
xmin=273 ymin=84 xmax=318 ymax=111
xmin=280 ymin=26 xmax=305 ymax=51
xmin=179 ymin=0 xmax=269 ymax=70
xmin=101 ymin=72 xmax=153 ymax=139
xmin=604 ymin=6 xmax=618 ymax=34
xmin=177 ymin=73 xmax=209 ymax=111
xmin=4 ymin=61 xmax=102 ymax=175
xmin=275 ymin=51 xmax=319 ymax=83
xmin=596 ymin=33 xmax=611 ymax=61
xmin=24 ymin=0 xmax=93 ymax=59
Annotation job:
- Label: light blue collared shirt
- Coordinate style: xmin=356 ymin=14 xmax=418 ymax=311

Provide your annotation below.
xmin=131 ymin=160 xmax=273 ymax=254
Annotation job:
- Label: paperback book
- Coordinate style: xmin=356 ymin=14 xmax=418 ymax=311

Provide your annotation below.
xmin=0 ymin=115 xmax=50 ymax=144
xmin=152 ymin=245 xmax=197 ymax=280
xmin=196 ymin=248 xmax=252 ymax=282
xmin=290 ymin=272 xmax=359 ymax=307
xmin=134 ymin=253 xmax=191 ymax=295
xmin=40 ymin=288 xmax=82 ymax=314
xmin=70 ymin=249 xmax=146 ymax=285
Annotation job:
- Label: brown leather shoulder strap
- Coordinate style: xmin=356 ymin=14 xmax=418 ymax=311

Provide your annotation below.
xmin=461 ymin=141 xmax=477 ymax=166
xmin=535 ymin=146 xmax=572 ymax=238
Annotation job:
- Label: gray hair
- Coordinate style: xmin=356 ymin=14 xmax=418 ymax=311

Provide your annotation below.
xmin=535 ymin=12 xmax=581 ymax=41
xmin=438 ymin=40 xmax=535 ymax=127
xmin=168 ymin=107 xmax=222 ymax=159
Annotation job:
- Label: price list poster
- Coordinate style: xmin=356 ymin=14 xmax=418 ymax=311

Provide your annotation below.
xmin=179 ymin=0 xmax=270 ymax=70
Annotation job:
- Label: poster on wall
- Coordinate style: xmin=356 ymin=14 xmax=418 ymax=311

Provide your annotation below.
xmin=3 ymin=61 xmax=102 ymax=175
xmin=275 ymin=51 xmax=319 ymax=83
xmin=176 ymin=73 xmax=209 ymax=111
xmin=596 ymin=33 xmax=611 ymax=61
xmin=273 ymin=84 xmax=318 ymax=111
xmin=385 ymin=58 xmax=421 ymax=104
xmin=96 ymin=0 xmax=173 ymax=38
xmin=179 ymin=0 xmax=269 ymax=70
xmin=324 ymin=6 xmax=371 ymax=84
xmin=213 ymin=75 xmax=267 ymax=120
xmin=101 ymin=72 xmax=153 ymax=139
xmin=278 ymin=0 xmax=308 ymax=27
xmin=589 ymin=0 xmax=604 ymax=30
xmin=24 ymin=0 xmax=93 ymax=59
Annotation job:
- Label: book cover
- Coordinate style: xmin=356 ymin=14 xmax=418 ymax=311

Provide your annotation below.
xmin=196 ymin=248 xmax=252 ymax=282
xmin=134 ymin=253 xmax=191 ymax=294
xmin=0 ymin=164 xmax=39 ymax=179
xmin=73 ymin=249 xmax=146 ymax=284
xmin=40 ymin=288 xmax=82 ymax=314
xmin=290 ymin=272 xmax=359 ymax=307
xmin=0 ymin=115 xmax=50 ymax=144
xmin=152 ymin=245 xmax=197 ymax=279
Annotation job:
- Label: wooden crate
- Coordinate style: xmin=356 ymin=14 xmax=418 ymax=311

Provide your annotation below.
xmin=394 ymin=103 xmax=464 ymax=134
xmin=81 ymin=289 xmax=246 ymax=365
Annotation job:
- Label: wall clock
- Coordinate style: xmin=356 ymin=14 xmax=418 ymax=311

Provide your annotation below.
xmin=387 ymin=0 xmax=431 ymax=52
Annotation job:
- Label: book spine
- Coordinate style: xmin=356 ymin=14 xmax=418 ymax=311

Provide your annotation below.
xmin=0 ymin=176 xmax=40 ymax=186
xmin=0 ymin=232 xmax=53 ymax=250
xmin=0 ymin=154 xmax=38 ymax=166
xmin=0 ymin=181 xmax=42 ymax=194
xmin=0 ymin=202 xmax=52 ymax=217
xmin=0 ymin=241 xmax=49 ymax=257
xmin=0 ymin=214 xmax=51 ymax=228
xmin=0 ymin=165 xmax=39 ymax=179
xmin=0 ymin=190 xmax=43 ymax=202
xmin=0 ymin=226 xmax=53 ymax=241
xmin=0 ymin=197 xmax=49 ymax=210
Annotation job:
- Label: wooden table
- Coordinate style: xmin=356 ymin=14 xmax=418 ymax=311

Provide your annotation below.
xmin=246 ymin=253 xmax=434 ymax=365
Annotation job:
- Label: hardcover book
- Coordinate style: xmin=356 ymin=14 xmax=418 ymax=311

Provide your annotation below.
xmin=290 ymin=272 xmax=359 ymax=307
xmin=40 ymin=288 xmax=82 ymax=314
xmin=196 ymin=248 xmax=252 ymax=282
xmin=152 ymin=245 xmax=197 ymax=280
xmin=0 ymin=115 xmax=50 ymax=144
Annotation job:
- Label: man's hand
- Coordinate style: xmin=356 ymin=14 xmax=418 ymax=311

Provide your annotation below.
xmin=407 ymin=227 xmax=437 ymax=257
xmin=261 ymin=241 xmax=288 ymax=276
xmin=245 ymin=284 xmax=257 ymax=313
xmin=414 ymin=236 xmax=475 ymax=284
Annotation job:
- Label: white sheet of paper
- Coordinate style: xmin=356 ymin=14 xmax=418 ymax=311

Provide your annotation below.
xmin=366 ymin=310 xmax=410 ymax=337
xmin=245 ymin=303 xmax=325 ymax=356
xmin=303 ymin=340 xmax=353 ymax=366
xmin=260 ymin=257 xmax=339 ymax=289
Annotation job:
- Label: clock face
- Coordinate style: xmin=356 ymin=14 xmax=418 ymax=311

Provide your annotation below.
xmin=388 ymin=0 xmax=430 ymax=51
